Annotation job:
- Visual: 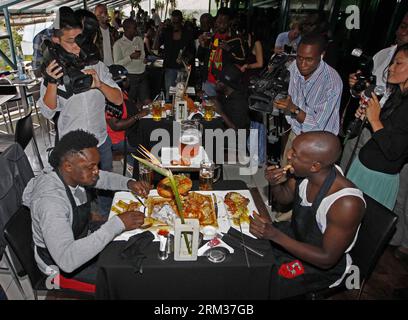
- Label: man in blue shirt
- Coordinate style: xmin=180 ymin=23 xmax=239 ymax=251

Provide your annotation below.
xmin=274 ymin=21 xmax=301 ymax=54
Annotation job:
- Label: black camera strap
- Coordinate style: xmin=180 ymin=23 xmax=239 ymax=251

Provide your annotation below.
xmin=43 ymin=78 xmax=73 ymax=100
xmin=344 ymin=118 xmax=367 ymax=175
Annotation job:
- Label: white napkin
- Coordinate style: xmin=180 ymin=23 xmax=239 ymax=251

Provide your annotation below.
xmin=197 ymin=238 xmax=235 ymax=256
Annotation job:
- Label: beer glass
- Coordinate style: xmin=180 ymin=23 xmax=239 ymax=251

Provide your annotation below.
xmin=139 ymin=164 xmax=153 ymax=188
xmin=179 ymin=120 xmax=202 ymax=159
xmin=199 ymin=161 xmax=220 ymax=191
xmin=203 ymin=99 xmax=215 ymax=121
xmin=152 ymin=101 xmax=162 ymax=121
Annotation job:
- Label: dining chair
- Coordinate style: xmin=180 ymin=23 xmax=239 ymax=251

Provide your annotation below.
xmin=14 ymin=106 xmax=44 ymax=170
xmin=4 ymin=206 xmax=94 ymax=300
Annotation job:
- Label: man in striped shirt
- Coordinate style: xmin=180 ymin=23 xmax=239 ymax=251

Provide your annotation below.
xmin=275 ymin=33 xmax=343 ymax=166
xmin=272 ymin=33 xmax=342 ymax=222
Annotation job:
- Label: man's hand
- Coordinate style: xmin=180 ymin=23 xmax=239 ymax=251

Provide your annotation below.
xmin=130 ymin=50 xmax=141 ymax=59
xmin=265 ymin=165 xmax=288 ymax=185
xmin=127 ymin=180 xmax=150 ymax=197
xmin=249 ymin=211 xmax=277 ymax=240
xmin=138 ymin=108 xmax=149 ymax=118
xmin=118 ymin=211 xmax=145 ymax=231
xmin=273 ymin=95 xmax=296 ymax=113
xmin=46 ymin=60 xmax=63 ymax=81
xmin=82 ymin=69 xmax=101 ymax=89
xmin=348 ymin=71 xmax=359 ymax=88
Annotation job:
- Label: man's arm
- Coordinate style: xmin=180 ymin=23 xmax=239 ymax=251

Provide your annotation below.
xmin=85 ymin=62 xmax=123 ymax=106
xmin=35 ymin=197 xmax=125 ymax=273
xmin=250 ymin=195 xmax=365 ymax=269
xmin=265 ymin=166 xmax=297 ymax=205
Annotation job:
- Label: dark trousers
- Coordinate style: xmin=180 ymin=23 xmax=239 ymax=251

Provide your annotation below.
xmin=127 ymin=72 xmax=150 ymax=104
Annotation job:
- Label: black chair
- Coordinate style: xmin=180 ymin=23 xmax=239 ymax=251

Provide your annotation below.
xmin=0 ymin=105 xmax=44 ymax=171
xmin=305 ymin=194 xmax=398 ymax=300
xmin=14 ymin=107 xmax=44 ymax=169
xmin=0 ymin=78 xmax=35 ymax=134
xmin=4 ymin=206 xmax=93 ymax=300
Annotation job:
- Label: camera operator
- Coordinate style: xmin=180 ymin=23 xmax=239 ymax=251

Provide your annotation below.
xmin=274 ymin=33 xmax=342 ymax=166
xmin=346 ymin=44 xmax=408 ymax=212
xmin=38 ymin=8 xmax=123 ymax=219
xmin=341 ymin=12 xmax=408 ymax=170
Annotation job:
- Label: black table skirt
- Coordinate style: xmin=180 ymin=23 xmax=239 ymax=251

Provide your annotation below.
xmin=96 ymin=181 xmax=275 ymax=300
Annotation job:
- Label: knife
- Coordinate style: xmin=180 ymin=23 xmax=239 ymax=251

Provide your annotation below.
xmin=212 ymin=193 xmax=218 ymax=218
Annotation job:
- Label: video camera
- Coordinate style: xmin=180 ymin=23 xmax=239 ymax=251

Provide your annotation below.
xmin=249 ymin=53 xmax=294 ymax=102
xmin=350 ymin=49 xmax=377 ymax=97
xmin=41 ymin=39 xmax=93 ymax=99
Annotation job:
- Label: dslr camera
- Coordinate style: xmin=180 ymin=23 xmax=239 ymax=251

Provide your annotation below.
xmin=350 ymin=49 xmax=377 ymax=97
xmin=41 ymin=39 xmax=93 ymax=99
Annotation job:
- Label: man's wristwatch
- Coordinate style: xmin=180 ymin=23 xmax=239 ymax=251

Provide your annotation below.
xmin=290 ymin=107 xmax=300 ymax=118
xmin=134 ymin=114 xmax=140 ymax=121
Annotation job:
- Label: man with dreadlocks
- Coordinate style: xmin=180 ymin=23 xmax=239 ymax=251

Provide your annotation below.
xmin=22 ymin=130 xmax=149 ymax=291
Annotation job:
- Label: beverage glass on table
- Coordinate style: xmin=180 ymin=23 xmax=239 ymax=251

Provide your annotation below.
xmin=179 ymin=120 xmax=202 ymax=159
xmin=152 ymin=101 xmax=162 ymax=121
xmin=203 ymin=99 xmax=215 ymax=121
xmin=199 ymin=160 xmax=215 ymax=191
xmin=139 ymin=164 xmax=153 ymax=188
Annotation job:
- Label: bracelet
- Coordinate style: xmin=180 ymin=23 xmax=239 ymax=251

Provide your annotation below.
xmin=134 ymin=114 xmax=140 ymax=121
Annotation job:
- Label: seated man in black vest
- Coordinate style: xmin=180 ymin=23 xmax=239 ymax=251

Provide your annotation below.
xmin=250 ymin=131 xmax=366 ymax=299
xmin=23 ymin=130 xmax=149 ymax=291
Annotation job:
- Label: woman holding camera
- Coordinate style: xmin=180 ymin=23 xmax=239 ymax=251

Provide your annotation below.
xmin=347 ymin=43 xmax=408 ymax=210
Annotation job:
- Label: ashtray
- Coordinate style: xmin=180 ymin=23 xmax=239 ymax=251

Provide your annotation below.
xmin=205 ymin=247 xmax=229 ymax=263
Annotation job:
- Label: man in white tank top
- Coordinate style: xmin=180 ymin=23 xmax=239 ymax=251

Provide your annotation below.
xmin=250 ymin=131 xmax=366 ymax=299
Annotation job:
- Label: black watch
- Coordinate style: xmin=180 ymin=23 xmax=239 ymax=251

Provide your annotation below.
xmin=290 ymin=107 xmax=300 ymax=118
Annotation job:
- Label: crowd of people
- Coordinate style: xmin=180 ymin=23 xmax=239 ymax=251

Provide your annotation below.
xmin=21 ymin=4 xmax=408 ymax=297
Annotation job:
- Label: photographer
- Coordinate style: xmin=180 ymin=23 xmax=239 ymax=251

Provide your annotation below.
xmin=341 ymin=12 xmax=408 ymax=170
xmin=38 ymin=8 xmax=123 ymax=218
xmin=346 ymin=44 xmax=408 ymax=212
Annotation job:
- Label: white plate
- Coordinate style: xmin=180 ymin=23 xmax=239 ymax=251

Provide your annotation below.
xmin=161 ymin=146 xmax=210 ymax=168
xmin=109 ymin=190 xmax=257 ymax=242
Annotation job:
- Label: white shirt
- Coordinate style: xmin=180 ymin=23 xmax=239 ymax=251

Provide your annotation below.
xmin=38 ymin=61 xmax=121 ymax=147
xmin=373 ymin=45 xmax=397 ymax=89
xmin=113 ymin=35 xmax=146 ymax=74
xmin=100 ymin=26 xmax=114 ymax=66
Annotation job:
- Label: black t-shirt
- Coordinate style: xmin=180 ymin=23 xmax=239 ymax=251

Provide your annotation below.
xmin=221 ymin=90 xmax=250 ymax=130
xmin=159 ymin=26 xmax=195 ymax=69
xmin=359 ymin=92 xmax=408 ymax=174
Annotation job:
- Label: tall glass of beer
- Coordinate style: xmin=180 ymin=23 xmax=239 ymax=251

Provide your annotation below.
xmin=203 ymin=99 xmax=215 ymax=121
xmin=199 ymin=161 xmax=215 ymax=191
xmin=152 ymin=101 xmax=162 ymax=121
xmin=179 ymin=120 xmax=202 ymax=159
